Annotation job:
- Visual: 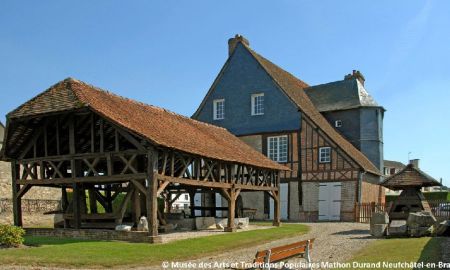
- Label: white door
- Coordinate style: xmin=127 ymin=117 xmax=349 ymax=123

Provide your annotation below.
xmin=269 ymin=183 xmax=288 ymax=220
xmin=194 ymin=193 xmax=202 ymax=216
xmin=318 ymin=182 xmax=341 ymax=221
xmin=215 ymin=193 xmax=223 ymax=217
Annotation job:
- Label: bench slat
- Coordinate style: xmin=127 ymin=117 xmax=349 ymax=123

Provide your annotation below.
xmin=253 ymin=238 xmax=315 ymax=265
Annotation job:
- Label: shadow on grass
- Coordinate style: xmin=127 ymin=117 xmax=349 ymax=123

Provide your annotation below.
xmin=414 ymin=237 xmax=443 ymax=269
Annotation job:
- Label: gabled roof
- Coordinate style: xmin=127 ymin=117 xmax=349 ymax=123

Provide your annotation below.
xmin=3 ymin=78 xmax=286 ymax=171
xmin=238 ymin=42 xmax=380 ymax=176
xmin=304 ymin=79 xmax=381 ymax=112
xmin=381 ymin=164 xmax=441 ymax=190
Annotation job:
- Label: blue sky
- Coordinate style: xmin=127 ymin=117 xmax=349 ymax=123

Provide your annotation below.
xmin=1 ymin=1 xmax=449 ymax=186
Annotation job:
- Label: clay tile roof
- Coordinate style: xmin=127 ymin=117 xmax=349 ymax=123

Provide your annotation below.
xmin=381 ymin=164 xmax=441 ymax=190
xmin=5 ymin=78 xmax=286 ymax=171
xmin=241 ymin=43 xmax=380 ymax=176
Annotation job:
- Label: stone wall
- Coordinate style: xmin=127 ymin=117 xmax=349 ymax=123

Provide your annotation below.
xmin=26 ymin=228 xmax=162 ymax=243
xmin=0 ymin=161 xmax=61 ymax=200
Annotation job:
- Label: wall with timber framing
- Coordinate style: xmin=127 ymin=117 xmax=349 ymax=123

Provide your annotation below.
xmin=7 ymin=108 xmax=281 ymax=236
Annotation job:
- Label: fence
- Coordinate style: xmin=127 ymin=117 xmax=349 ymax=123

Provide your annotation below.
xmin=355 ymin=200 xmax=450 ymax=223
xmin=0 ymin=198 xmax=61 ymax=214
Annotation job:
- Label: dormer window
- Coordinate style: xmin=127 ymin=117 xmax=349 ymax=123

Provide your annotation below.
xmin=213 ymin=99 xmax=225 ymax=120
xmin=251 ymin=93 xmax=264 ymax=115
xmin=335 ymin=120 xmax=342 ymax=128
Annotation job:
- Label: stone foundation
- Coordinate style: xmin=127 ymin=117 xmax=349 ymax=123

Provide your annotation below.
xmin=26 ymin=228 xmax=162 ymax=243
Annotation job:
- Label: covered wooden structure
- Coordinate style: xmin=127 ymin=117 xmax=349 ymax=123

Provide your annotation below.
xmin=0 ymin=78 xmax=286 ymax=237
xmin=381 ymin=163 xmax=441 ymax=220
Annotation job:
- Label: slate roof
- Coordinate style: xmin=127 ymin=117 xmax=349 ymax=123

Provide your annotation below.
xmin=3 ymin=78 xmax=286 ymax=171
xmin=240 ymin=42 xmax=380 ymax=176
xmin=304 ymin=79 xmax=381 ymax=112
xmin=381 ymin=164 xmax=441 ymax=190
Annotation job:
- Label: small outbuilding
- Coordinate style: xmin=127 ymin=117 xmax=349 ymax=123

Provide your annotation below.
xmin=381 ymin=163 xmax=441 ymax=221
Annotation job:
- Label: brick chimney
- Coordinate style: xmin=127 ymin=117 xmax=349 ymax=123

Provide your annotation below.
xmin=228 ymin=34 xmax=250 ymax=56
xmin=344 ymin=70 xmax=365 ymax=86
xmin=409 ymin=159 xmax=420 ymax=168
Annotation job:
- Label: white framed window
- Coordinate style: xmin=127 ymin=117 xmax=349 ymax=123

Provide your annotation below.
xmin=335 ymin=120 xmax=342 ymax=127
xmin=268 ymin=135 xmax=288 ymax=163
xmin=251 ymin=93 xmax=264 ymax=115
xmin=213 ymin=99 xmax=225 ymax=120
xmin=319 ymin=147 xmax=331 ymax=163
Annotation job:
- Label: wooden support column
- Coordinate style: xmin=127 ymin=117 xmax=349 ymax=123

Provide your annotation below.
xmin=132 ymin=187 xmax=141 ymax=225
xmin=88 ymin=188 xmax=98 ymax=214
xmin=11 ymin=161 xmax=22 ymax=227
xmin=62 ymin=187 xmax=70 ymax=228
xmin=225 ymin=188 xmax=237 ymax=232
xmin=72 ymin=183 xmax=82 ymax=229
xmin=146 ymin=150 xmax=159 ymax=237
xmin=188 ymin=189 xmax=196 ymax=218
xmin=272 ymin=190 xmax=281 ymax=227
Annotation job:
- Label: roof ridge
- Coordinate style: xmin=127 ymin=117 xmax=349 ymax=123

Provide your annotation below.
xmin=70 ymin=79 xmax=230 ymax=132
xmin=241 ymin=43 xmax=380 ymax=175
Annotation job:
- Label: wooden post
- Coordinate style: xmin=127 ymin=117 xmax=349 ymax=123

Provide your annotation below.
xmin=62 ymin=187 xmax=70 ymax=228
xmin=132 ymin=188 xmax=141 ymax=225
xmin=73 ymin=183 xmax=82 ymax=229
xmin=11 ymin=161 xmax=22 ymax=227
xmin=225 ymin=188 xmax=236 ymax=232
xmin=188 ymin=189 xmax=196 ymax=218
xmin=146 ymin=150 xmax=159 ymax=237
xmin=88 ymin=188 xmax=98 ymax=214
xmin=272 ymin=190 xmax=281 ymax=227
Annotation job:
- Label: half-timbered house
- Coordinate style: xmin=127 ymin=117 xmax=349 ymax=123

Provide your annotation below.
xmin=193 ymin=35 xmax=383 ymax=222
xmin=0 ymin=78 xmax=285 ymax=240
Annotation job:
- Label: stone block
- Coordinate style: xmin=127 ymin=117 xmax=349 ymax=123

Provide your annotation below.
xmin=407 ymin=211 xmax=437 ymax=228
xmin=435 ymin=220 xmax=450 ymax=236
xmin=371 ymin=212 xmax=389 ymax=225
xmin=388 ymin=220 xmax=407 ymax=236
xmin=195 ymin=217 xmax=216 ymax=230
xmin=370 ymin=223 xmax=387 ymax=237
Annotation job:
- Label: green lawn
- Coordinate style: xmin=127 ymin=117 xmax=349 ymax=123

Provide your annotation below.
xmin=0 ymin=224 xmax=309 ymax=268
xmin=345 ymin=237 xmax=443 ymax=270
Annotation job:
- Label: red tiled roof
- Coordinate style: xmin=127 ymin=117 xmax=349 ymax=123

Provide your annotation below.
xmin=241 ymin=43 xmax=380 ymax=175
xmin=5 ymin=78 xmax=286 ymax=171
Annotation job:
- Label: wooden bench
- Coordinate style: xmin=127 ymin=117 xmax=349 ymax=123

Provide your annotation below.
xmin=252 ymin=238 xmax=314 ymax=270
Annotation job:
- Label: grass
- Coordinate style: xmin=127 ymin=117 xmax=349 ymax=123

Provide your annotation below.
xmin=344 ymin=237 xmax=443 ymax=270
xmin=0 ymin=223 xmax=309 ymax=268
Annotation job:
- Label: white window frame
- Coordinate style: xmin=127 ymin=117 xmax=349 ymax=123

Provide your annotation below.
xmin=335 ymin=120 xmax=342 ymax=127
xmin=213 ymin=99 xmax=225 ymax=120
xmin=319 ymin=147 xmax=331 ymax=163
xmin=251 ymin=93 xmax=264 ymax=116
xmin=267 ymin=135 xmax=288 ymax=163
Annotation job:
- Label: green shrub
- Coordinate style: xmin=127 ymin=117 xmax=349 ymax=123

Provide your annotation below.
xmin=0 ymin=224 xmax=25 ymax=247
xmin=386 ymin=191 xmax=449 ymax=203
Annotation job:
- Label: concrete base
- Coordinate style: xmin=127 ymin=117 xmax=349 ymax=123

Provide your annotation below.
xmin=224 ymin=227 xmax=237 ymax=232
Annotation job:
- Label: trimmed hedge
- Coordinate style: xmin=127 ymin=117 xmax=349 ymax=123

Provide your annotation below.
xmin=386 ymin=191 xmax=449 ymax=203
xmin=0 ymin=224 xmax=25 ymax=247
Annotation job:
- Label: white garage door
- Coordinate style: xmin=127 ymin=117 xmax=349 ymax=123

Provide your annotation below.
xmin=318 ymin=182 xmax=341 ymax=221
xmin=269 ymin=183 xmax=288 ymax=220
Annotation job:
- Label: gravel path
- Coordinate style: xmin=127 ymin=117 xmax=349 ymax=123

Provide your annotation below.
xmin=173 ymin=222 xmax=375 ymax=270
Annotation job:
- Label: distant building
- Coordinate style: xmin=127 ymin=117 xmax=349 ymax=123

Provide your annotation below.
xmin=384 ymin=160 xmax=405 ymax=176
